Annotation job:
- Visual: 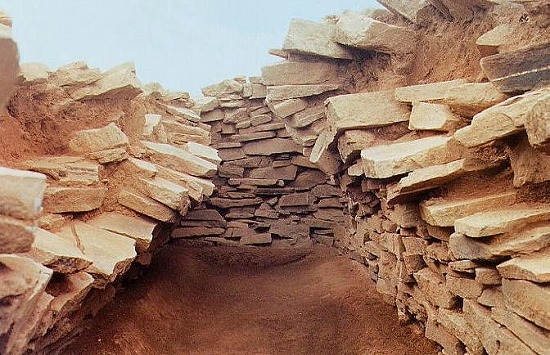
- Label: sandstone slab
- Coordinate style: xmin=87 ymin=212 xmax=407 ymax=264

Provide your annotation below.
xmin=282 ymin=19 xmax=353 ymax=60
xmin=0 ymin=216 xmax=35 ymax=253
xmin=395 ymin=79 xmax=467 ymax=103
xmin=261 ymin=61 xmax=340 ymax=85
xmin=268 ymin=98 xmax=308 ymax=119
xmin=209 ymin=197 xmax=263 ymax=209
xmin=476 ymin=24 xmax=514 ymax=57
xmin=87 ymin=212 xmax=156 ymax=252
xmin=408 ymin=102 xmax=462 ymax=132
xmin=361 ymin=136 xmax=463 ymax=179
xmin=287 ymin=105 xmax=325 ymax=128
xmin=24 ymin=156 xmax=101 ymax=186
xmin=202 ymin=79 xmax=243 ymax=97
xmin=43 ymin=186 xmax=107 ymax=213
xmin=510 ymin=134 xmax=550 ymax=187
xmin=438 ymin=82 xmax=509 ymax=117
xmin=69 ymin=122 xmax=128 ymax=154
xmin=523 ymin=91 xmax=550 ymax=152
xmin=377 ymin=0 xmax=432 ymax=23
xmin=502 ymin=278 xmax=550 ymax=330
xmin=266 ymin=84 xmax=340 ymax=101
xmin=0 ymin=167 xmax=46 ymax=220
xmin=71 ymin=62 xmax=142 ymax=101
xmin=118 ymin=189 xmax=177 ymax=222
xmin=138 ymin=177 xmax=189 ymax=212
xmin=414 ymin=267 xmax=458 ymax=309
xmin=142 ymin=141 xmax=217 ymax=178
xmin=497 ymin=247 xmax=550 ymax=283
xmin=243 ymin=138 xmax=302 ymax=156
xmin=157 ymin=166 xmax=215 ymax=201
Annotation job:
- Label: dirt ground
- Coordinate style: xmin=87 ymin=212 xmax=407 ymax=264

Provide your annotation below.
xmin=63 ymin=242 xmax=438 ymax=355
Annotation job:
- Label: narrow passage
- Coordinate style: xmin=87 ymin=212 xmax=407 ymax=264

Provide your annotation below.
xmin=64 ymin=242 xmax=438 ymax=355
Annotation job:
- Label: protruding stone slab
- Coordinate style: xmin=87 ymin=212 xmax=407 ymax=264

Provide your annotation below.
xmin=409 ymin=102 xmax=462 ymax=132
xmin=413 ymin=268 xmax=458 ymax=309
xmin=202 ymin=79 xmax=243 ymax=97
xmin=43 ymin=186 xmax=107 ymax=213
xmin=185 ymin=142 xmax=221 ymax=165
xmin=481 ymin=41 xmax=550 ymax=93
xmin=118 ymin=189 xmax=177 ymax=222
xmin=71 ymin=62 xmax=142 ymax=101
xmin=326 ymin=91 xmax=410 ymax=133
xmin=268 ymin=98 xmax=308 ymax=119
xmin=157 ymin=166 xmax=215 ymax=201
xmin=27 ymin=228 xmax=91 ymax=273
xmin=454 ymin=206 xmax=550 ymax=238
xmin=142 ymin=141 xmax=217 ymax=178
xmin=502 ymin=278 xmax=550 ymax=331
xmin=0 ymin=167 xmax=46 ymax=220
xmin=420 ymin=191 xmax=516 ymax=227
xmin=266 ymin=84 xmax=340 ymax=101
xmin=279 ymin=192 xmax=313 ymax=207
xmin=138 ymin=177 xmax=188 ymax=212
xmin=243 ymin=138 xmax=302 ymax=156
xmin=261 ymin=61 xmax=340 ymax=85
xmin=476 ymin=24 xmax=514 ymax=57
xmin=361 ymin=136 xmax=463 ymax=179
xmin=523 ymin=90 xmax=550 ymax=152
xmin=0 ymin=216 xmax=35 ymax=253
xmin=68 ymin=123 xmax=128 ymax=154
xmin=510 ymin=134 xmax=550 ymax=187
xmin=287 ymin=105 xmax=325 ymax=128
xmin=333 ymin=12 xmax=416 ymax=54
xmin=24 ymin=156 xmax=101 ymax=186
xmin=450 ymin=226 xmax=550 ymax=261
xmin=395 ymin=79 xmax=467 ymax=103
xmin=377 ymin=0 xmax=432 ymax=23
xmin=437 ymin=82 xmax=509 ymax=117
xmin=87 ymin=212 xmax=156 ymax=252
xmin=282 ymin=19 xmax=353 ymax=60
xmin=497 ymin=247 xmax=550 ymax=283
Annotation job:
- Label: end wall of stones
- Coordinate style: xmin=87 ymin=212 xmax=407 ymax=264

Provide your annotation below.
xmin=191 ymin=1 xmax=550 ymax=354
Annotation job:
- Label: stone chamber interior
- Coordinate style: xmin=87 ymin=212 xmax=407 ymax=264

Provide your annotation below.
xmin=1 ymin=1 xmax=550 ymax=354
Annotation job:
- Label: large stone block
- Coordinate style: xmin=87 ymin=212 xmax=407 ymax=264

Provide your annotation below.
xmin=361 ymin=136 xmax=463 ymax=179
xmin=43 ymin=186 xmax=107 ymax=213
xmin=377 ymin=0 xmax=432 ymax=23
xmin=157 ymin=166 xmax=215 ymax=201
xmin=395 ymin=79 xmax=467 ymax=103
xmin=523 ymin=91 xmax=550 ymax=152
xmin=24 ymin=156 xmax=101 ymax=186
xmin=475 ymin=24 xmax=514 ymax=57
xmin=266 ymin=84 xmax=340 ymax=101
xmin=68 ymin=122 xmax=128 ymax=154
xmin=438 ymin=82 xmax=509 ymax=117
xmin=118 ymin=189 xmax=177 ymax=222
xmin=142 ymin=141 xmax=217 ymax=178
xmin=202 ymin=79 xmax=243 ymax=97
xmin=138 ymin=177 xmax=189 ymax=212
xmin=333 ymin=12 xmax=416 ymax=54
xmin=0 ymin=216 xmax=35 ymax=253
xmin=243 ymin=138 xmax=302 ymax=156
xmin=497 ymin=247 xmax=550 ymax=283
xmin=268 ymin=98 xmax=308 ymax=119
xmin=502 ymin=278 xmax=550 ymax=331
xmin=510 ymin=134 xmax=550 ymax=187
xmin=261 ymin=61 xmax=340 ymax=86
xmin=414 ymin=268 xmax=459 ymax=309
xmin=282 ymin=19 xmax=353 ymax=60
xmin=0 ymin=167 xmax=46 ymax=220
xmin=409 ymin=102 xmax=462 ymax=132
xmin=481 ymin=41 xmax=550 ymax=93
xmin=70 ymin=62 xmax=142 ymax=100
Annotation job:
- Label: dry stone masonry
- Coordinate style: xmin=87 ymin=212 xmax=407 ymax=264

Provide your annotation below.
xmin=1 ymin=1 xmax=550 ymax=354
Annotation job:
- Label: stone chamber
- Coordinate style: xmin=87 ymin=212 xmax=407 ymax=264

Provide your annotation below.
xmin=1 ymin=1 xmax=550 ymax=354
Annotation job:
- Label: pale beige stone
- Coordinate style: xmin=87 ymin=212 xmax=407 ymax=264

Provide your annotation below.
xmin=377 ymin=0 xmax=432 ymax=23
xmin=446 ymin=275 xmax=484 ymax=299
xmin=266 ymin=84 xmax=340 ymax=101
xmin=261 ymin=61 xmax=340 ymax=85
xmin=510 ymin=134 xmax=550 ymax=187
xmin=0 ymin=216 xmax=35 ymax=253
xmin=282 ymin=19 xmax=353 ymax=60
xmin=268 ymin=98 xmax=308 ymax=118
xmin=475 ymin=267 xmax=502 ymax=286
xmin=524 ymin=93 xmax=550 ymax=151
xmin=48 ymin=271 xmax=94 ymax=324
xmin=333 ymin=12 xmax=416 ymax=54
xmin=138 ymin=177 xmax=188 ymax=212
xmin=43 ymin=186 xmax=107 ymax=213
xmin=454 ymin=206 xmax=550 ymax=238
xmin=87 ymin=212 xmax=156 ymax=253
xmin=439 ymin=82 xmax=509 ymax=117
xmin=437 ymin=309 xmax=484 ymax=355
xmin=408 ymin=102 xmax=462 ymax=132
xmin=394 ymin=79 xmax=467 ymax=103
xmin=87 ymin=147 xmax=128 ymax=163
xmin=157 ymin=165 xmax=215 ymax=201
xmin=287 ymin=105 xmax=325 ymax=128
xmin=19 ymin=62 xmax=49 ymax=83
xmin=118 ymin=189 xmax=177 ymax=222
xmin=413 ymin=268 xmax=458 ymax=309
xmin=50 ymin=61 xmax=101 ymax=87
xmin=420 ymin=191 xmax=516 ymax=227
xmin=142 ymin=141 xmax=217 ymax=178
xmin=120 ymin=157 xmax=158 ymax=178
xmin=497 ymin=247 xmax=550 ymax=283
xmin=70 ymin=62 xmax=142 ymax=100
xmin=193 ymin=96 xmax=219 ymax=113
xmin=24 ymin=156 xmax=101 ymax=186
xmin=361 ymin=136 xmax=463 ymax=179
xmin=165 ymin=105 xmax=201 ymax=123
xmin=184 ymin=141 xmax=221 ymax=164
xmin=502 ymin=278 xmax=550 ymax=330
xmin=68 ymin=122 xmax=128 ymax=154
xmin=476 ymin=24 xmax=514 ymax=56
xmin=0 ymin=167 xmax=46 ymax=219
xmin=202 ymin=79 xmax=243 ymax=97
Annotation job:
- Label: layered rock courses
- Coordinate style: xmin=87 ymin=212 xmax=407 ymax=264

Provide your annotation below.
xmin=1 ymin=1 xmax=550 ymax=354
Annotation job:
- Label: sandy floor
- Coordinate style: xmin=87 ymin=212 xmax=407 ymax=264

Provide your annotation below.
xmin=63 ymin=242 xmax=438 ymax=355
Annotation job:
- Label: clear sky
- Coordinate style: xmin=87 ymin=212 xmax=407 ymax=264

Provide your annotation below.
xmin=2 ymin=1 xmax=382 ymax=96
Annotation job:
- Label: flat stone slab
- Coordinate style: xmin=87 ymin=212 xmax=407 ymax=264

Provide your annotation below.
xmin=24 ymin=156 xmax=101 ymax=186
xmin=361 ymin=136 xmax=463 ymax=179
xmin=476 ymin=24 xmax=514 ymax=56
xmin=420 ymin=191 xmax=516 ymax=227
xmin=171 ymin=227 xmax=225 ymax=238
xmin=481 ymin=41 xmax=550 ymax=93
xmin=395 ymin=79 xmax=467 ymax=103
xmin=437 ymin=82 xmax=509 ymax=117
xmin=185 ymin=142 xmax=221 ymax=164
xmin=287 ymin=105 xmax=325 ymax=129
xmin=278 ymin=192 xmax=314 ymax=207
xmin=243 ymin=138 xmax=302 ymax=156
xmin=157 ymin=166 xmax=215 ymax=200
xmin=510 ymin=135 xmax=550 ymax=187
xmin=0 ymin=167 xmax=46 ymax=220
xmin=413 ymin=268 xmax=458 ymax=309
xmin=69 ymin=122 xmax=128 ymax=154
xmin=27 ymin=228 xmax=91 ymax=273
xmin=138 ymin=177 xmax=189 ymax=212
xmin=240 ymin=232 xmax=272 ymax=245
xmin=502 ymin=278 xmax=550 ymax=331
xmin=497 ymin=247 xmax=550 ymax=283
xmin=118 ymin=189 xmax=178 ymax=222
xmin=454 ymin=206 xmax=550 ymax=238
xmin=266 ymin=84 xmax=340 ymax=101
xmin=282 ymin=19 xmax=353 ymax=60
xmin=0 ymin=216 xmax=35 ymax=253
xmin=523 ymin=89 xmax=550 ymax=151
xmin=87 ymin=212 xmax=156 ymax=253
xmin=71 ymin=62 xmax=142 ymax=101
xmin=326 ymin=91 xmax=410 ymax=133
xmin=202 ymin=79 xmax=243 ymax=97
xmin=268 ymin=98 xmax=308 ymax=119
xmin=142 ymin=141 xmax=217 ymax=178
xmin=450 ymin=225 xmax=550 ymax=261
xmin=377 ymin=0 xmax=432 ymax=23
xmin=333 ymin=12 xmax=416 ymax=54
xmin=43 ymin=186 xmax=107 ymax=213
xmin=261 ymin=61 xmax=340 ymax=86
xmin=409 ymin=102 xmax=462 ymax=132
xmin=209 ymin=197 xmax=263 ymax=209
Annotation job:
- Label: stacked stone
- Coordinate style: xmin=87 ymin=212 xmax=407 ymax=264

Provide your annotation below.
xmin=270 ymin=4 xmax=550 ymax=355
xmin=175 ymin=73 xmax=348 ymax=247
xmin=0 ymin=59 xmax=218 ymax=353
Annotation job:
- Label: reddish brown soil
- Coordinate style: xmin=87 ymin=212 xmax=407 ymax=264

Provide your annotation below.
xmin=63 ymin=242 xmax=438 ymax=355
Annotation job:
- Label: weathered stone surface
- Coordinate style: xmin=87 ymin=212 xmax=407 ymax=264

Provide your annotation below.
xmin=497 ymin=247 xmax=550 ymax=283
xmin=438 ymin=82 xmax=509 ymax=117
xmin=510 ymin=134 xmax=550 ymax=187
xmin=420 ymin=191 xmax=516 ymax=227
xmin=266 ymin=84 xmax=340 ymax=101
xmin=68 ymin=222 xmax=136 ymax=286
xmin=240 ymin=232 xmax=272 ymax=245
xmin=0 ymin=23 xmax=20 ymax=108
xmin=395 ymin=79 xmax=467 ymax=103
xmin=414 ymin=268 xmax=458 ymax=309
xmin=0 ymin=216 xmax=35 ymax=253
xmin=185 ymin=209 xmax=225 ymax=222
xmin=71 ymin=62 xmax=142 ymax=101
xmin=209 ymin=197 xmax=263 ymax=209
xmin=120 ymin=157 xmax=158 ymax=178
xmin=192 ymin=96 xmax=219 ymax=113
xmin=449 ymin=226 xmax=550 ymax=261
xmin=202 ymin=79 xmax=243 ymax=97
xmin=475 ymin=267 xmax=501 ymax=286
xmin=27 ymin=228 xmax=91 ymax=273
xmin=243 ymin=138 xmax=302 ymax=156
xmin=118 ymin=189 xmax=177 ymax=222
xmin=24 ymin=157 xmax=101 ymax=186
xmin=476 ymin=24 xmax=514 ymax=57
xmin=377 ymin=0 xmax=432 ymax=23
xmin=387 ymin=158 xmax=499 ymax=203
xmin=454 ymin=206 xmax=550 ymax=238
xmin=20 ymin=62 xmax=49 ymax=83
xmin=142 ymin=141 xmax=217 ymax=178
xmin=43 ymin=186 xmax=107 ymax=213
xmin=446 ymin=275 xmax=484 ymax=299
xmin=228 ymin=178 xmax=279 ymax=187
xmin=171 ymin=227 xmax=225 ymax=238
xmin=261 ymin=61 xmax=340 ymax=85
xmin=279 ymin=192 xmax=313 ymax=207
xmin=287 ymin=105 xmax=325 ymax=129
xmin=249 ymin=165 xmax=297 ymax=180
xmin=409 ymin=102 xmax=462 ymax=132
xmin=437 ymin=309 xmax=484 ymax=355
xmin=502 ymin=278 xmax=550 ymax=330
xmin=282 ymin=19 xmax=353 ymax=60
xmin=481 ymin=41 xmax=550 ymax=93
xmin=87 ymin=147 xmax=128 ymax=163
xmin=138 ymin=177 xmax=188 ymax=212
xmin=157 ymin=166 xmax=215 ymax=201
xmin=268 ymin=98 xmax=308 ymax=119
xmin=87 ymin=212 xmax=156 ymax=253
xmin=523 ymin=92 xmax=550 ymax=152
xmin=231 ymin=131 xmax=276 ymax=142
xmin=326 ymin=91 xmax=410 ymax=133
xmin=0 ymin=167 xmax=46 ymax=219
xmin=361 ymin=136 xmax=463 ymax=179
xmin=68 ymin=123 xmax=128 ymax=154
xmin=454 ymin=88 xmax=546 ymax=147
xmin=333 ymin=12 xmax=416 ymax=54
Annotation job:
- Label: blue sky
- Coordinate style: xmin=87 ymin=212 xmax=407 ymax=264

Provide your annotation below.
xmin=2 ymin=1 xmax=382 ymax=96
